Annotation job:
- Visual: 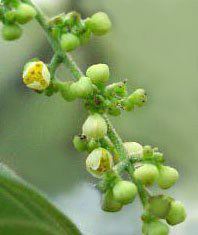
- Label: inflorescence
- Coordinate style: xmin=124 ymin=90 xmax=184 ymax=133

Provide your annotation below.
xmin=0 ymin=1 xmax=186 ymax=234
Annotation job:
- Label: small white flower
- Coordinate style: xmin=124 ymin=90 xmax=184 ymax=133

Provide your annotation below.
xmin=123 ymin=142 xmax=143 ymax=159
xmin=23 ymin=61 xmax=50 ymax=91
xmin=86 ymin=148 xmax=113 ymax=178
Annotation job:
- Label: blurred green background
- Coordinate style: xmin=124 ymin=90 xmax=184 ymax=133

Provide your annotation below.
xmin=0 ymin=0 xmax=197 ymax=234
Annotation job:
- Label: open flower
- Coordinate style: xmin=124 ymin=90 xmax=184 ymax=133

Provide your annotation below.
xmin=86 ymin=148 xmax=113 ymax=178
xmin=23 ymin=61 xmax=50 ymax=91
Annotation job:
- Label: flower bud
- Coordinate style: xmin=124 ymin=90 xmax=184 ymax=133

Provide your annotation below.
xmin=4 ymin=11 xmax=17 ymax=23
xmin=15 ymin=3 xmax=37 ymax=24
xmin=134 ymin=164 xmax=159 ymax=186
xmin=149 ymin=195 xmax=172 ymax=219
xmin=60 ymin=33 xmax=80 ymax=52
xmin=86 ymin=64 xmax=109 ymax=84
xmin=87 ymin=138 xmax=100 ymax=152
xmin=48 ymin=13 xmax=65 ymax=26
xmin=64 ymin=11 xmax=81 ymax=27
xmin=166 ymin=201 xmax=186 ymax=225
xmin=112 ymin=181 xmax=137 ymax=205
xmin=23 ymin=61 xmax=50 ymax=91
xmin=143 ymin=145 xmax=154 ymax=159
xmin=82 ymin=113 xmax=107 ymax=139
xmin=157 ymin=166 xmax=179 ymax=189
xmin=123 ymin=142 xmax=143 ymax=159
xmin=88 ymin=12 xmax=112 ymax=36
xmin=2 ymin=24 xmax=22 ymax=41
xmin=73 ymin=135 xmax=88 ymax=152
xmin=101 ymin=190 xmax=122 ymax=212
xmin=108 ymin=106 xmax=121 ymax=116
xmin=126 ymin=89 xmax=147 ymax=109
xmin=86 ymin=147 xmax=113 ymax=178
xmin=55 ymin=81 xmax=77 ymax=101
xmin=70 ymin=77 xmax=93 ymax=98
xmin=105 ymin=82 xmax=127 ymax=98
xmin=153 ymin=152 xmax=164 ymax=163
xmin=142 ymin=221 xmax=169 ymax=235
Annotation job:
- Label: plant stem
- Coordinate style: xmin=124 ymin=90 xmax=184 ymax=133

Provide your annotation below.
xmin=25 ymin=0 xmax=148 ymax=208
xmin=49 ymin=53 xmax=63 ymax=80
xmin=103 ymin=114 xmax=148 ymax=206
xmin=24 ymin=0 xmax=83 ymax=80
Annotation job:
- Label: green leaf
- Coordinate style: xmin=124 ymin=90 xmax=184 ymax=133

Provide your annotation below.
xmin=0 ymin=163 xmax=82 ymax=235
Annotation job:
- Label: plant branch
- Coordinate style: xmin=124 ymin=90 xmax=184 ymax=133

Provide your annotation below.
xmin=25 ymin=0 xmax=148 ymax=208
xmin=48 ymin=53 xmax=63 ymax=80
xmin=24 ymin=0 xmax=83 ymax=80
xmin=103 ymin=114 xmax=148 ymax=207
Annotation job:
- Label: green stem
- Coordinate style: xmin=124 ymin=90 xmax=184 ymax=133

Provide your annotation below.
xmin=103 ymin=114 xmax=127 ymax=161
xmin=49 ymin=53 xmax=63 ymax=80
xmin=63 ymin=53 xmax=83 ymax=79
xmin=24 ymin=0 xmax=82 ymax=80
xmin=103 ymin=114 xmax=148 ymax=207
xmin=24 ymin=0 xmax=148 ymax=208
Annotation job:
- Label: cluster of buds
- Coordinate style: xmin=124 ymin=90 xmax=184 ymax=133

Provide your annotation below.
xmin=59 ymin=63 xmax=147 ymax=115
xmin=17 ymin=8 xmax=186 ymax=234
xmin=0 ymin=1 xmax=36 ymax=41
xmin=22 ymin=57 xmax=147 ymax=115
xmin=21 ymin=53 xmax=186 ymax=235
xmin=73 ymin=121 xmax=186 ymax=234
xmin=122 ymin=143 xmax=186 ymax=233
xmin=48 ymin=11 xmax=112 ymax=52
xmin=130 ymin=146 xmax=186 ymax=234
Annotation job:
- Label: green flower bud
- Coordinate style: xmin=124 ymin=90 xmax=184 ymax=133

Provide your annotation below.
xmin=88 ymin=12 xmax=112 ymax=36
xmin=166 ymin=201 xmax=186 ymax=225
xmin=123 ymin=98 xmax=134 ymax=111
xmin=55 ymin=81 xmax=77 ymax=101
xmin=4 ymin=11 xmax=17 ymax=23
xmin=23 ymin=61 xmax=50 ymax=91
xmin=108 ymin=106 xmax=121 ymax=116
xmin=2 ymin=24 xmax=22 ymax=41
xmin=86 ymin=64 xmax=109 ymax=85
xmin=157 ymin=166 xmax=179 ymax=189
xmin=48 ymin=13 xmax=65 ymax=26
xmin=127 ymin=89 xmax=147 ymax=109
xmin=60 ymin=33 xmax=80 ymax=52
xmin=149 ymin=195 xmax=172 ymax=219
xmin=142 ymin=221 xmax=169 ymax=235
xmin=143 ymin=145 xmax=154 ymax=159
xmin=70 ymin=76 xmax=93 ymax=98
xmin=64 ymin=11 xmax=81 ymax=27
xmin=82 ymin=113 xmax=107 ymax=139
xmin=105 ymin=82 xmax=127 ymax=98
xmin=73 ymin=135 xmax=88 ymax=152
xmin=153 ymin=152 xmax=164 ymax=163
xmin=101 ymin=190 xmax=122 ymax=212
xmin=15 ymin=3 xmax=37 ymax=24
xmin=123 ymin=142 xmax=143 ymax=159
xmin=87 ymin=138 xmax=100 ymax=152
xmin=86 ymin=147 xmax=113 ymax=178
xmin=134 ymin=164 xmax=159 ymax=186
xmin=112 ymin=181 xmax=137 ymax=205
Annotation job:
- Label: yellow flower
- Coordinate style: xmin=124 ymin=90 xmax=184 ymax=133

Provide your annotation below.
xmin=23 ymin=61 xmax=50 ymax=91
